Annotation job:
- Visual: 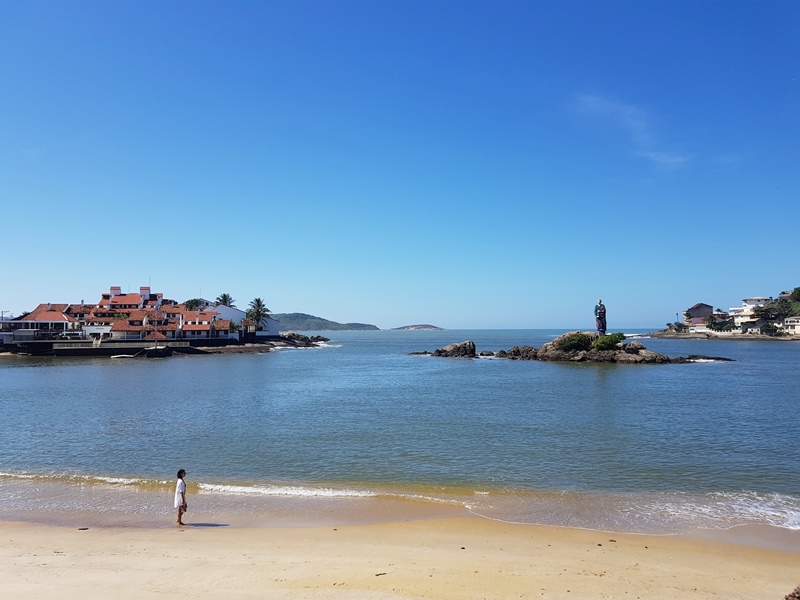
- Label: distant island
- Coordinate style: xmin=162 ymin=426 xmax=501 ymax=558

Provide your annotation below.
xmin=390 ymin=325 xmax=445 ymax=331
xmin=271 ymin=313 xmax=379 ymax=331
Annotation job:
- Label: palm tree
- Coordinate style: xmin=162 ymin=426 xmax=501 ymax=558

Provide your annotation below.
xmin=216 ymin=293 xmax=236 ymax=308
xmin=246 ymin=298 xmax=271 ymax=329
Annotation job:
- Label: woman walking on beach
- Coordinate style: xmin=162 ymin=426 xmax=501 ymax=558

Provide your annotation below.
xmin=175 ymin=469 xmax=188 ymax=525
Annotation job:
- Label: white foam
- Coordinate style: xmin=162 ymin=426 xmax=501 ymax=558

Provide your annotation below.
xmin=198 ymin=483 xmax=377 ymax=498
xmin=0 ymin=471 xmax=37 ymax=480
xmin=641 ymin=491 xmax=800 ymax=530
xmin=92 ymin=476 xmax=144 ymax=485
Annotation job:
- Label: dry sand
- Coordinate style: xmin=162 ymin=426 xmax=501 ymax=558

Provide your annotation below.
xmin=2 ymin=517 xmax=797 ymax=599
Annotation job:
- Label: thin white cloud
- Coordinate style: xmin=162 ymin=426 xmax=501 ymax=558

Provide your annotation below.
xmin=574 ymin=94 xmax=690 ymax=169
xmin=637 ymin=151 xmax=691 ymax=168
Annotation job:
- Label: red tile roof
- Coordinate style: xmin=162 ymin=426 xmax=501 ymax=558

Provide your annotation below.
xmin=109 ymin=293 xmax=142 ymax=306
xmin=21 ymin=305 xmax=77 ymax=322
xmin=182 ymin=310 xmax=219 ymax=322
xmin=143 ymin=331 xmax=167 ymax=340
xmin=66 ymin=304 xmax=95 ymax=315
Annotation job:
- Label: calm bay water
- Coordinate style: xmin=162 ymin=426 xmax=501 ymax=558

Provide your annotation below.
xmin=1 ymin=329 xmax=799 ymax=536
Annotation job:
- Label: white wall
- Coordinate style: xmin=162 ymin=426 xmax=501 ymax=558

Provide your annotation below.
xmin=211 ymin=304 xmax=247 ymax=323
xmin=255 ymin=316 xmax=280 ymax=337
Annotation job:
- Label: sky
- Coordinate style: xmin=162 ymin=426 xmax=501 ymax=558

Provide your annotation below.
xmin=2 ymin=1 xmax=798 ymax=329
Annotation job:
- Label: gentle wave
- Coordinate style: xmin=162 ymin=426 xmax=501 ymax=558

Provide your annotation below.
xmin=2 ymin=471 xmax=797 ymax=535
xmin=199 ymin=483 xmax=376 ymax=498
xmin=467 ymin=489 xmax=800 ymax=534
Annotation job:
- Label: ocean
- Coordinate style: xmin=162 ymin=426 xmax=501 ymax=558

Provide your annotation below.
xmin=1 ymin=329 xmax=799 ymax=543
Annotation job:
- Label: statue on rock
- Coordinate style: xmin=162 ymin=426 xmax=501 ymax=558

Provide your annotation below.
xmin=594 ymin=299 xmax=607 ymax=336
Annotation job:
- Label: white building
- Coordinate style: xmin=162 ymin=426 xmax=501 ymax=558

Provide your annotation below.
xmin=728 ymin=296 xmax=771 ymax=329
xmin=783 ymin=316 xmax=800 ymax=336
xmin=256 ymin=316 xmax=280 ymax=337
xmin=211 ymin=304 xmax=280 ymax=337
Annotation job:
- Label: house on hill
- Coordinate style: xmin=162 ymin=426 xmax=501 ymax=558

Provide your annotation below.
xmin=729 ymin=296 xmax=771 ymax=329
xmin=212 ymin=303 xmax=280 ymax=337
xmin=683 ymin=303 xmax=714 ymax=321
xmin=783 ymin=316 xmax=800 ymax=335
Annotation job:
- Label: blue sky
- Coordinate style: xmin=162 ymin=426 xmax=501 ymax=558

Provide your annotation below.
xmin=2 ymin=1 xmax=798 ymax=329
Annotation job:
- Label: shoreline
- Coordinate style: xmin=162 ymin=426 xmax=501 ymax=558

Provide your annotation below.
xmin=0 ymin=334 xmax=329 ymax=357
xmin=648 ymin=330 xmax=800 ymax=341
xmin=2 ymin=516 xmax=798 ymax=599
xmin=2 ymin=475 xmax=798 ymax=552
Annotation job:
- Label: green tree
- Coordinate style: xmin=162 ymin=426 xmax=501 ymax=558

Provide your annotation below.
xmin=754 ymin=298 xmax=793 ymax=321
xmin=216 ymin=293 xmax=236 ymax=308
xmin=184 ymin=298 xmax=203 ymax=311
xmin=790 ymin=287 xmax=800 ymax=303
xmin=761 ymin=323 xmax=780 ymax=337
xmin=246 ymin=298 xmax=271 ymax=328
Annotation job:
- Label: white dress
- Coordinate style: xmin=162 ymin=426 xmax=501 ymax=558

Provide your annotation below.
xmin=174 ymin=478 xmax=186 ymax=508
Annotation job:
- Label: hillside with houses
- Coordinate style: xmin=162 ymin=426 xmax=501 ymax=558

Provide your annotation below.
xmin=668 ymin=287 xmax=800 ymax=337
xmin=0 ymin=285 xmax=281 ymax=354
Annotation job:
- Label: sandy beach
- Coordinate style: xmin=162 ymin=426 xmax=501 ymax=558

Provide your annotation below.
xmin=2 ymin=517 xmax=798 ymax=599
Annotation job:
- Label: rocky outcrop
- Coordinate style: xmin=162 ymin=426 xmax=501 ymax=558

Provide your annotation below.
xmin=494 ymin=346 xmax=538 ymax=360
xmin=532 ymin=333 xmax=673 ymax=364
xmin=279 ymin=332 xmax=330 ymax=346
xmin=415 ymin=331 xmax=732 ymax=364
xmin=432 ymin=340 xmax=476 ymax=358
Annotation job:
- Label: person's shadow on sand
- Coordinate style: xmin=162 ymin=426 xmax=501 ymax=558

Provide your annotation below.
xmin=185 ymin=523 xmax=230 ymax=528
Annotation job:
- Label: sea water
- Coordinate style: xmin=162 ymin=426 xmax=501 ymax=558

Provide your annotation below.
xmin=1 ymin=330 xmax=798 ymax=540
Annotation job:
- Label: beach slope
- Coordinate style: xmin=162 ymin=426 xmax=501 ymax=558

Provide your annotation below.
xmin=2 ymin=517 xmax=797 ymax=599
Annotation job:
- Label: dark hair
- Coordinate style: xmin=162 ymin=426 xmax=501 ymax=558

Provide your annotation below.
xmin=177 ymin=469 xmax=186 ymax=478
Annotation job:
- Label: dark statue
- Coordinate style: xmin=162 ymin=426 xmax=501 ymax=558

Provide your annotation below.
xmin=594 ymin=299 xmax=607 ymax=336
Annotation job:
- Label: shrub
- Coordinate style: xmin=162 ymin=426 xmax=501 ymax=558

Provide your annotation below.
xmin=555 ymin=332 xmax=593 ymax=352
xmin=593 ymin=332 xmax=626 ymax=351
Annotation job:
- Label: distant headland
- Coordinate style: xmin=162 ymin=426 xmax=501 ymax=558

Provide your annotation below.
xmin=272 ymin=313 xmax=379 ymax=331
xmin=390 ymin=325 xmax=445 ymax=331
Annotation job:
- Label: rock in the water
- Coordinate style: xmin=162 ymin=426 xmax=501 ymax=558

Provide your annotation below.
xmin=415 ymin=331 xmax=733 ymax=364
xmin=279 ymin=332 xmax=327 ymax=346
xmin=504 ymin=346 xmax=538 ymax=360
xmin=432 ymin=341 xmax=476 ymax=358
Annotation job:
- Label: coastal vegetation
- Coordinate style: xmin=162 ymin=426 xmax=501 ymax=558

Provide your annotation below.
xmin=554 ymin=332 xmax=593 ymax=352
xmin=752 ymin=293 xmax=800 ymax=321
xmin=592 ymin=332 xmax=626 ymax=351
xmin=553 ymin=332 xmax=627 ymax=352
xmin=246 ymin=298 xmax=271 ymax=327
xmin=272 ymin=312 xmax=379 ymax=331
xmin=215 ymin=293 xmax=236 ymax=308
xmin=183 ymin=298 xmax=204 ymax=311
